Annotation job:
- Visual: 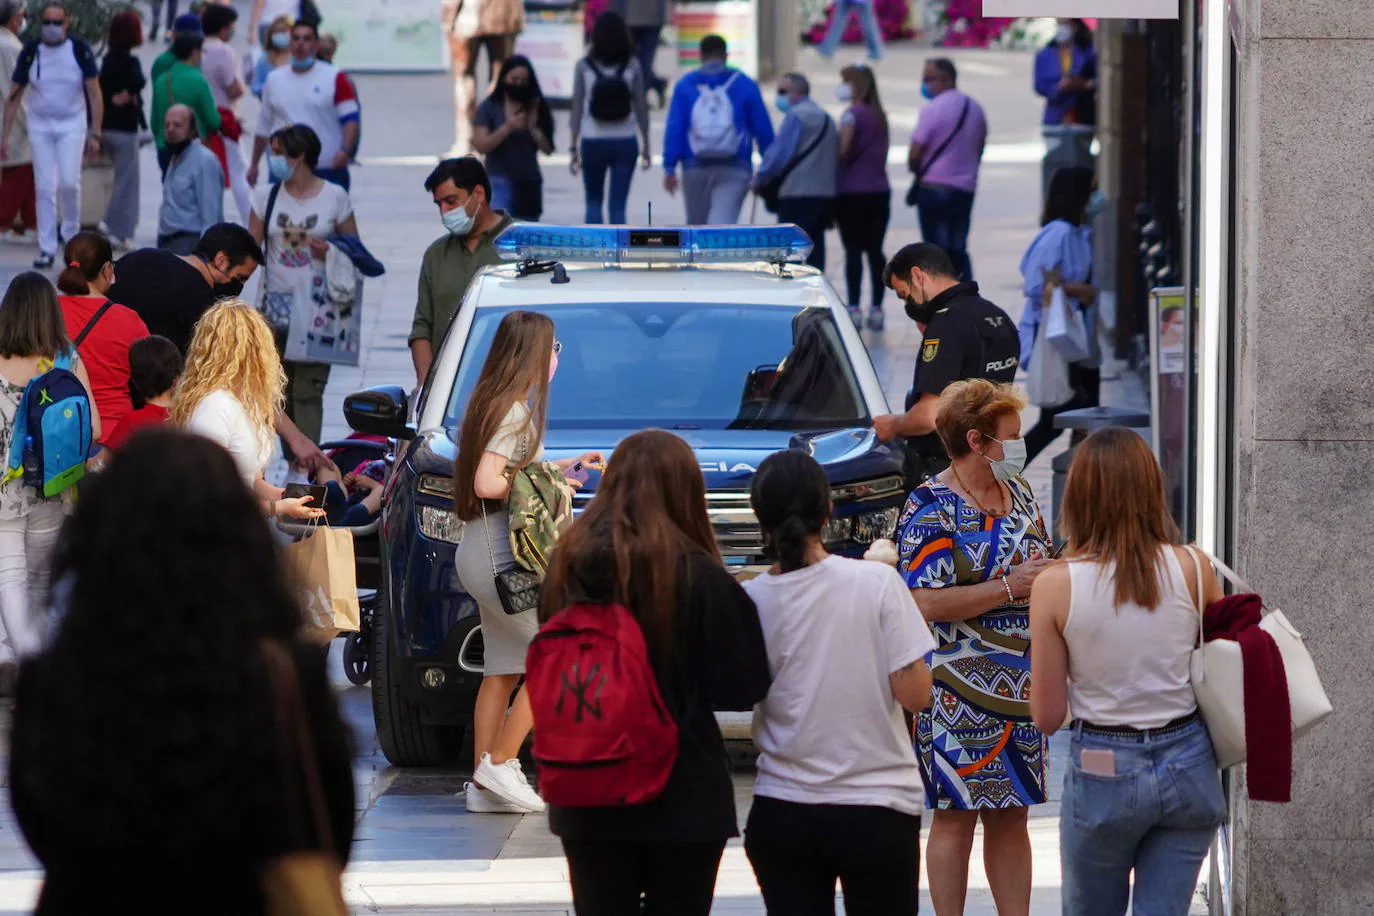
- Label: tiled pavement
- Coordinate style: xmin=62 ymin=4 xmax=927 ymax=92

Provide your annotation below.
xmin=0 ymin=19 xmax=1159 ymax=914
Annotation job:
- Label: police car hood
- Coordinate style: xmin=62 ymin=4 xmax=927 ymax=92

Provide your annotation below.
xmin=411 ymin=426 xmax=884 ymax=490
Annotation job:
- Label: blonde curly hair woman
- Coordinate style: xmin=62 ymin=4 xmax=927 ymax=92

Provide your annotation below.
xmin=171 ymin=300 xmax=323 ymax=521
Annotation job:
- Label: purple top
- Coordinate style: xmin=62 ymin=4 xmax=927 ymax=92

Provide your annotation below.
xmin=909 ymin=89 xmax=988 ymax=194
xmin=838 ymin=103 xmax=890 ymax=195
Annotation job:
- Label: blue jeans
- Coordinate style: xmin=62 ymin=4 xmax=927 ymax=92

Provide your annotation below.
xmin=818 ymin=0 xmax=884 ymax=60
xmin=629 ymin=25 xmax=667 ymax=94
xmin=1060 ymin=717 xmax=1225 ymax=916
xmin=915 ymin=183 xmax=975 ymax=281
xmin=580 ymin=137 xmax=639 ymax=224
xmin=490 ymin=173 xmax=543 ymax=222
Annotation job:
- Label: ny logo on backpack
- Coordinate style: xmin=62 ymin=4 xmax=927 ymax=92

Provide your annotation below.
xmin=525 ymin=602 xmax=679 ymax=807
xmin=4 ymin=353 xmax=94 ymax=497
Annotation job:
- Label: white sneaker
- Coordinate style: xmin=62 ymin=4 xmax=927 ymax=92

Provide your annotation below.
xmin=473 ymin=752 xmax=545 ymax=813
xmin=463 ymin=780 xmax=525 ymax=814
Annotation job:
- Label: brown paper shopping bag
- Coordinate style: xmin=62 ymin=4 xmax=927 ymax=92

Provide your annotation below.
xmin=283 ymin=526 xmax=361 ymax=643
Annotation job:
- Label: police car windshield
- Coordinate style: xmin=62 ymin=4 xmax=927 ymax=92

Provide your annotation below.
xmin=444 ymin=303 xmax=869 ymax=431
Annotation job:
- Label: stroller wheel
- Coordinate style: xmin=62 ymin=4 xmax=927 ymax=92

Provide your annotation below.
xmin=343 ymin=629 xmax=371 ymax=686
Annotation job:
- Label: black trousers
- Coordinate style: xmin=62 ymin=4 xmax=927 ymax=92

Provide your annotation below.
xmin=777 ymin=196 xmax=832 ymax=271
xmin=562 ymin=838 xmax=726 ymax=916
xmin=835 ymin=191 xmax=890 ymax=307
xmin=1024 ymin=362 xmax=1101 ymax=464
xmin=745 ymin=796 xmax=921 ymax=915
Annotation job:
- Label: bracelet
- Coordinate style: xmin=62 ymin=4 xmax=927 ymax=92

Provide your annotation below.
xmin=1000 ymin=575 xmax=1015 ymax=603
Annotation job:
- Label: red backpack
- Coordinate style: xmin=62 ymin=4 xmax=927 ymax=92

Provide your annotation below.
xmin=525 ymin=602 xmax=680 ymax=807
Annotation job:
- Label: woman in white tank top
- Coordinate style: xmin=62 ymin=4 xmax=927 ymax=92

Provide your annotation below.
xmin=1029 ymin=428 xmax=1227 ymax=916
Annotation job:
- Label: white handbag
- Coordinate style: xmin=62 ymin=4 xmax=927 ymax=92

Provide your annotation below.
xmin=1186 ymin=547 xmax=1333 ymax=769
xmin=1044 ymin=285 xmax=1092 ymax=363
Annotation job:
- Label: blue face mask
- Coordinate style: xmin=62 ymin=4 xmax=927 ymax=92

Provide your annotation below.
xmin=775 ymin=93 xmax=791 ymax=114
xmin=40 ymin=23 xmax=63 ymax=44
xmin=290 ymin=54 xmax=316 ymax=71
xmin=270 ymin=31 xmax=290 ymax=49
xmin=442 ymin=201 xmax=475 ymax=236
xmin=267 ymin=155 xmax=292 ymax=182
xmin=920 ymin=83 xmax=936 ymax=101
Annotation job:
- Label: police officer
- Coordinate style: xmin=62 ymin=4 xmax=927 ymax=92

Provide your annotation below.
xmin=873 ymin=242 xmax=1020 ymax=491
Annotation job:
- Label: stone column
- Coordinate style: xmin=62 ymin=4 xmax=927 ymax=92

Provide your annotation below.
xmin=1229 ymin=0 xmax=1374 ymax=910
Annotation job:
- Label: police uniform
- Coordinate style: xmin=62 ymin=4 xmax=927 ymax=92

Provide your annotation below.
xmin=904 ymin=281 xmax=1021 ymax=489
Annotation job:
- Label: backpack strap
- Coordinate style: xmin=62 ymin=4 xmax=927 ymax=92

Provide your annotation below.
xmin=262 ymin=182 xmax=283 ymax=231
xmin=74 ymin=300 xmax=116 ymax=347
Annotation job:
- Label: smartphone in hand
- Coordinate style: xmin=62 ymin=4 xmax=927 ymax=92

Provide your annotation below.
xmin=565 ymin=461 xmax=591 ymax=487
xmin=283 ymin=482 xmax=328 ymax=509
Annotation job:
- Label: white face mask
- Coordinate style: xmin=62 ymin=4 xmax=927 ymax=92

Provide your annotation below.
xmin=1056 ymin=24 xmax=1074 ymax=45
xmin=834 ymin=83 xmax=853 ymax=103
xmin=982 ymin=436 xmax=1027 ymax=482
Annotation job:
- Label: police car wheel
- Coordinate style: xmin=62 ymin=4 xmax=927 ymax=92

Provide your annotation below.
xmin=371 ymin=583 xmax=465 ymax=766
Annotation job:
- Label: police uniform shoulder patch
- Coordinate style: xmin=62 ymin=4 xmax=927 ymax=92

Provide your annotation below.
xmin=922 ymin=339 xmax=940 ymax=363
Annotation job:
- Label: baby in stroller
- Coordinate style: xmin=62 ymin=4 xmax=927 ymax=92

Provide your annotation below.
xmin=314 ymin=457 xmax=385 ymax=528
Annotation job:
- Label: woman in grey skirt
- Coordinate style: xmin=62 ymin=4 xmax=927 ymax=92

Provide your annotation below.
xmin=452 ymin=310 xmax=602 ymax=814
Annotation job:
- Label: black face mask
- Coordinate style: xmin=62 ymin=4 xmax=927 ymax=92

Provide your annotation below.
xmin=504 ymin=82 xmax=537 ymax=105
xmin=904 ymin=293 xmax=937 ymax=326
xmin=212 ymin=280 xmax=245 ymax=298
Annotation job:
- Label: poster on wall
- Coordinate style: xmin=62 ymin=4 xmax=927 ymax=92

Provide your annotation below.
xmin=982 ymin=0 xmax=1178 ymax=17
xmin=1150 ymin=286 xmax=1191 ymax=526
xmin=675 ymin=0 xmax=758 ymax=79
xmin=328 ymin=0 xmax=448 ymax=71
xmin=515 ymin=2 xmax=585 ymax=102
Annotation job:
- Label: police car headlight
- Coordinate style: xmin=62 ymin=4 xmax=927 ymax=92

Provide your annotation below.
xmin=852 ymin=507 xmax=901 ymax=545
xmin=418 ymin=505 xmax=463 ymax=543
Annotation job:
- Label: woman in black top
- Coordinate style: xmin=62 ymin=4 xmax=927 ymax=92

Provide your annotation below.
xmin=10 ymin=429 xmax=355 ymax=914
xmin=539 ymin=429 xmax=771 ymax=916
xmin=471 ymin=54 xmax=554 ymax=221
xmin=98 ymin=10 xmax=146 ymax=247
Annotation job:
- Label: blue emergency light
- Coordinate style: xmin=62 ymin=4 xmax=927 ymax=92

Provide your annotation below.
xmin=493 ymin=224 xmax=814 ymax=265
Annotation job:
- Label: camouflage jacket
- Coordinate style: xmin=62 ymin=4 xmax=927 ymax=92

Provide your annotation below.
xmin=508 ymin=460 xmax=573 ymax=575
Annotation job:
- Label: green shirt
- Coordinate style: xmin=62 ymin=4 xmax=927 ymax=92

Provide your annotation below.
xmin=151 ymin=60 xmax=221 ymax=150
xmin=409 ymin=212 xmax=514 ymax=348
xmin=150 ymin=50 xmax=175 ymax=81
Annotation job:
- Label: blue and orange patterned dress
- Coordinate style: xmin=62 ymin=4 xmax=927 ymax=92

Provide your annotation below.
xmin=896 ymin=475 xmax=1051 ymax=810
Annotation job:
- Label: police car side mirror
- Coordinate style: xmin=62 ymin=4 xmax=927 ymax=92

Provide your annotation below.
xmin=344 ymin=385 xmax=414 ymax=440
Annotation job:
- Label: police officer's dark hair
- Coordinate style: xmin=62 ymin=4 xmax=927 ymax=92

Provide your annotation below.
xmin=750 ymin=450 xmax=830 ymax=574
xmin=700 ymin=34 xmax=727 ymax=59
xmin=200 ymin=3 xmax=237 ymax=37
xmin=424 ymin=156 xmax=492 ymax=203
xmin=128 ymin=335 xmax=183 ymax=401
xmin=928 ymin=58 xmax=957 ymax=84
xmin=884 ymin=243 xmax=957 ymax=288
xmin=271 ymin=123 xmax=321 ymax=169
xmin=171 ymin=33 xmax=202 ymax=60
xmin=1042 ymin=167 xmax=1095 ymax=227
xmin=193 ymin=223 xmax=264 ymax=269
xmin=290 ymin=19 xmax=318 ymax=38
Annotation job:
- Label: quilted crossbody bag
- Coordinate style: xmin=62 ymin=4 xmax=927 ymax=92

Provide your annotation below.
xmin=481 ymin=498 xmax=541 ymax=615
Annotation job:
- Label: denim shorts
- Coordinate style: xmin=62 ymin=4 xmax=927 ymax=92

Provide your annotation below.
xmin=1060 ymin=715 xmax=1225 ymax=916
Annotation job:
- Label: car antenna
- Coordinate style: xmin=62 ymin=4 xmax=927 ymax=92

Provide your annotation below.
xmin=647 ymin=202 xmax=652 ymax=226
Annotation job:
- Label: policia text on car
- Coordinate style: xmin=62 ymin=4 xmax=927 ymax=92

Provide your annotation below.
xmin=872 ymin=243 xmax=1020 ymax=491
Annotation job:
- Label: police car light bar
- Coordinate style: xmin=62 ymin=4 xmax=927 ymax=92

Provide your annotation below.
xmin=493 ymin=225 xmax=814 ymax=265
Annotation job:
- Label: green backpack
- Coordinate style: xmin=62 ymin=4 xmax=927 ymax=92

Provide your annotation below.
xmin=508 ymin=460 xmax=574 ymax=575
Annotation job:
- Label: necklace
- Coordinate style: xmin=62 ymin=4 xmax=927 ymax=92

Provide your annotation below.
xmin=949 ymin=464 xmax=1008 ymax=518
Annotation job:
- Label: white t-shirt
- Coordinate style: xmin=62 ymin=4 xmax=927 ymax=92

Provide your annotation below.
xmin=254 ymin=61 xmax=359 ymax=166
xmin=486 ymin=401 xmax=542 ymax=467
xmin=251 ymin=180 xmax=353 ymax=329
xmin=186 ymin=389 xmax=274 ymax=486
xmin=742 ymin=555 xmax=936 ymax=817
xmin=26 ymin=41 xmax=88 ymax=127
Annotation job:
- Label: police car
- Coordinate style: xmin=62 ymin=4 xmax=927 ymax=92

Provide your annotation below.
xmin=344 ymin=225 xmax=907 ymax=766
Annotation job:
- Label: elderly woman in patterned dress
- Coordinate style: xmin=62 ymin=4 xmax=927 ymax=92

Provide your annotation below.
xmin=896 ymin=379 xmax=1054 ymax=916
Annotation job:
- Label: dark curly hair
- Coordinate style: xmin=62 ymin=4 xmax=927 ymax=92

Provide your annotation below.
xmin=10 ymin=429 xmax=352 ymax=904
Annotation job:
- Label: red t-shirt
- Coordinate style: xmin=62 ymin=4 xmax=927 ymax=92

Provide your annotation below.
xmin=104 ymin=403 xmax=169 ymax=451
xmin=60 ymin=296 xmax=150 ymax=442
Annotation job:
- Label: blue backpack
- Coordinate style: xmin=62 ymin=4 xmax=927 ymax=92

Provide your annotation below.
xmin=4 ymin=353 xmax=94 ymax=497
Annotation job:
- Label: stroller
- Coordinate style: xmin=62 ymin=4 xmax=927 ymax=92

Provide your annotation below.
xmin=277 ymin=434 xmax=392 ymax=686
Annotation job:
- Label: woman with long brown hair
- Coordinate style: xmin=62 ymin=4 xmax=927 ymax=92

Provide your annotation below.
xmin=835 ymin=63 xmax=891 ymax=331
xmin=539 ymin=429 xmax=770 ymax=915
xmin=452 ymin=309 xmax=600 ymax=814
xmin=1030 ymin=428 xmax=1225 ymax=915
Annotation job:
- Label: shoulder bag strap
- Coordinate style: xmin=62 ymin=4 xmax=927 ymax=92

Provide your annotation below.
xmin=916 ymin=97 xmax=972 ymax=184
xmin=73 ymin=300 xmax=116 ymax=347
xmin=263 ymin=182 xmax=282 ymax=233
xmin=773 ymin=114 xmax=832 ymax=188
xmin=1185 ymin=544 xmax=1206 ymax=651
